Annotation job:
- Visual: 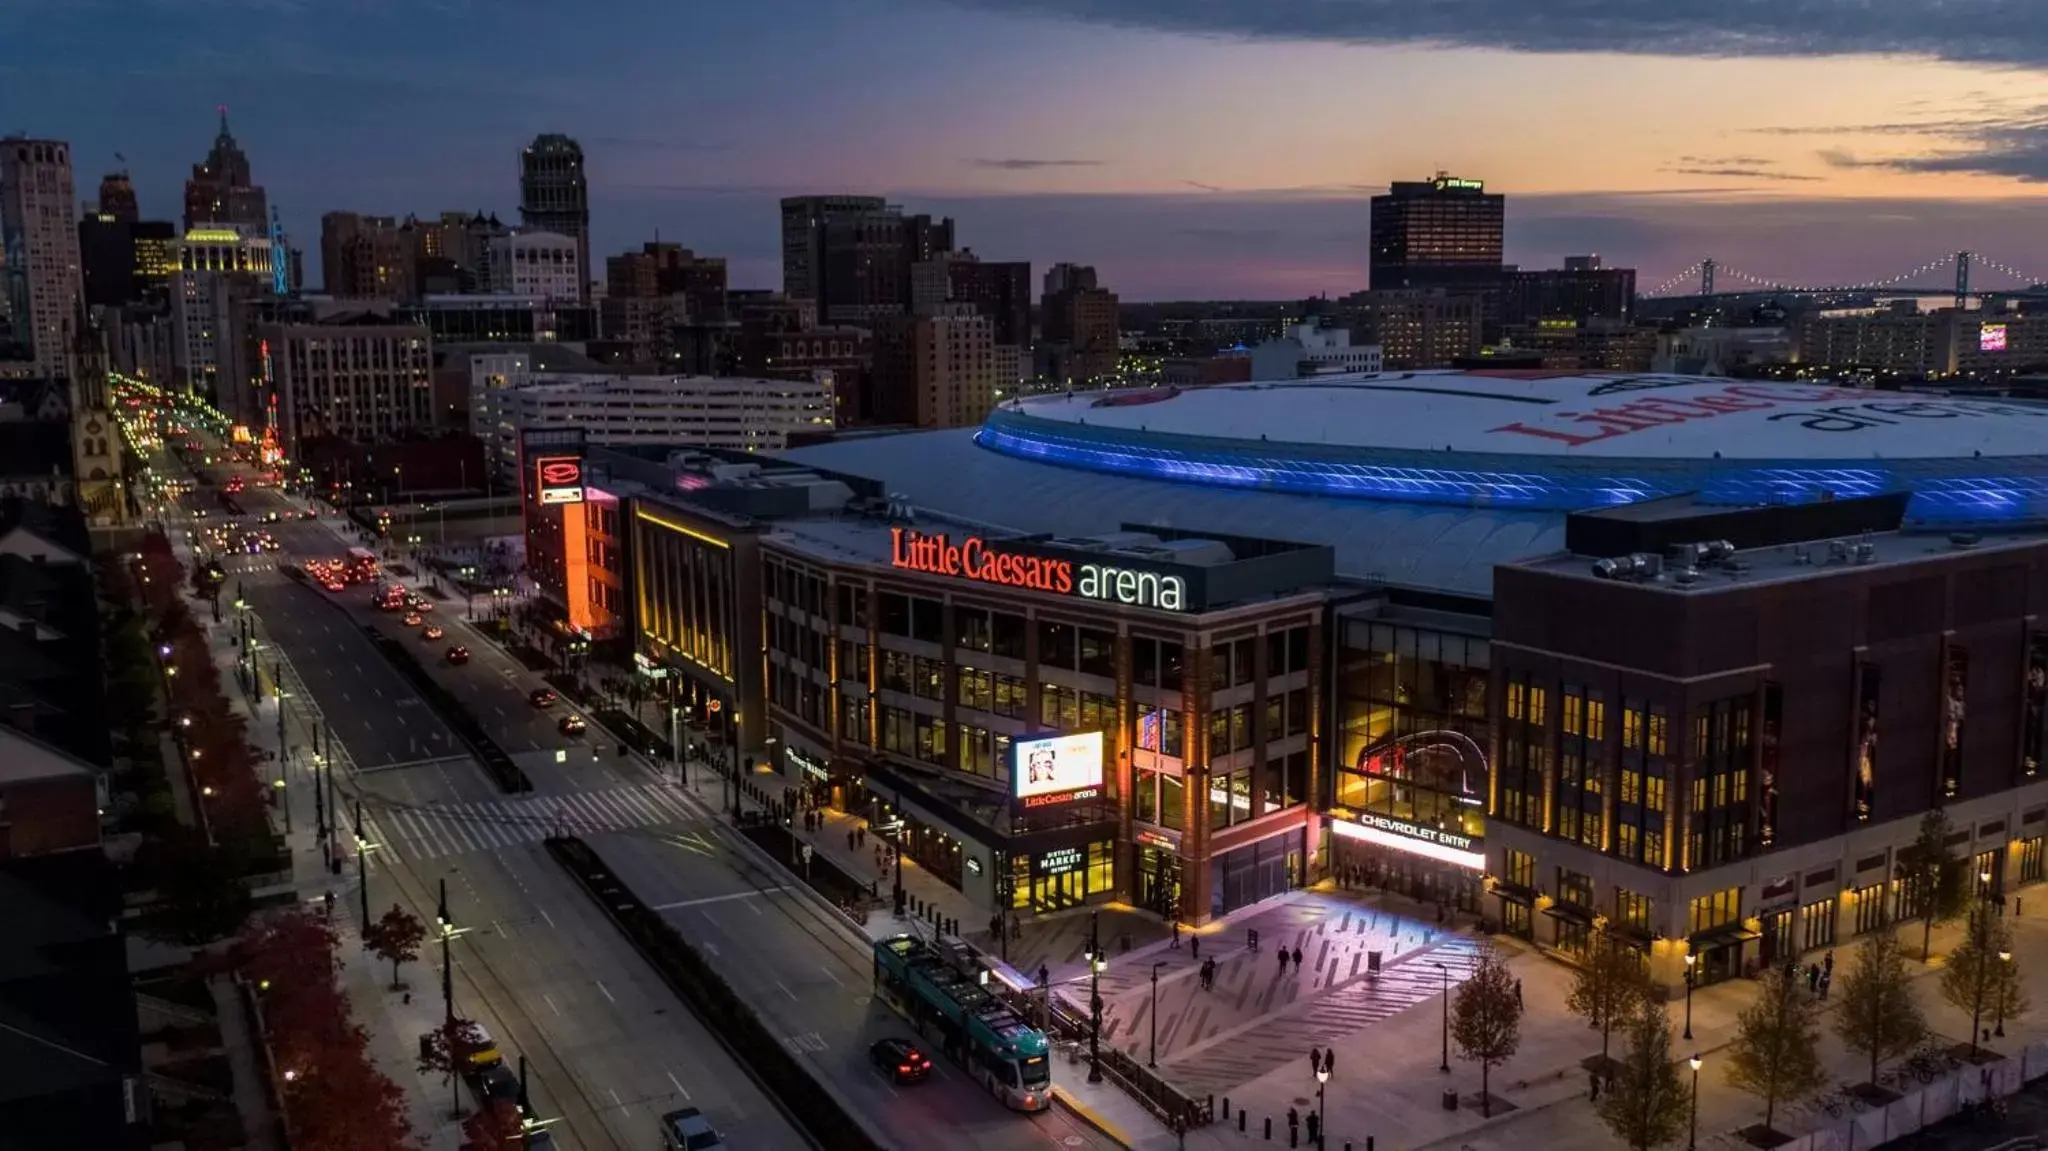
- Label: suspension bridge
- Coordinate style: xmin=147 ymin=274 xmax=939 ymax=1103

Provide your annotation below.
xmin=1639 ymin=250 xmax=2046 ymax=302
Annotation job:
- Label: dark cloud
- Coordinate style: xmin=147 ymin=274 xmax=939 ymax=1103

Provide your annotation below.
xmin=970 ymin=157 xmax=1103 ymax=170
xmin=1677 ymin=155 xmax=1774 ymax=166
xmin=1182 ymin=179 xmax=1226 ymax=192
xmin=950 ymin=0 xmax=2048 ymax=69
xmin=1667 ymin=167 xmax=1823 ymax=181
xmin=1779 ymin=105 xmax=2048 ymax=180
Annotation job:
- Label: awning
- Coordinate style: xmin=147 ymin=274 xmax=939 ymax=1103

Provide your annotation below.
xmin=1689 ymin=922 xmax=1762 ymax=947
xmin=1542 ymin=902 xmax=1595 ymax=926
xmin=1492 ymin=881 xmax=1537 ymax=906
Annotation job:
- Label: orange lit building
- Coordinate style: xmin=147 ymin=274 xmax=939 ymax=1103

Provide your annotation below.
xmin=518 ymin=429 xmax=628 ymax=653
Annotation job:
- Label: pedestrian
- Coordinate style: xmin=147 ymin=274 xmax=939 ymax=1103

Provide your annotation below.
xmin=874 ymin=844 xmax=883 ymax=868
xmin=1306 ymin=1110 xmax=1321 ymax=1147
xmin=1515 ymin=978 xmax=1524 ymax=1008
xmin=1287 ymin=1106 xmax=1299 ymax=1141
xmin=1323 ymin=1050 xmax=1334 ymax=1075
xmin=1309 ymin=1046 xmax=1321 ymax=1074
xmin=1824 ymin=948 xmax=1835 ymax=975
xmin=1807 ymin=963 xmax=1821 ymax=993
xmin=1590 ymin=1071 xmax=1601 ymax=1100
xmin=1819 ymin=971 xmax=1832 ymax=1000
xmin=322 ymin=889 xmax=334 ymax=918
xmin=1171 ymin=920 xmax=1181 ymax=949
xmin=1191 ymin=934 xmax=1201 ymax=961
xmin=1291 ymin=945 xmax=1303 ymax=969
xmin=1278 ymin=947 xmax=1289 ymax=974
xmin=847 ymin=829 xmax=856 ymax=851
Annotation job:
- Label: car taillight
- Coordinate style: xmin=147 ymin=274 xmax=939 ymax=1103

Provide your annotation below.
xmin=1023 ymin=1093 xmax=1036 ymax=1107
xmin=897 ymin=1064 xmax=911 ymax=1073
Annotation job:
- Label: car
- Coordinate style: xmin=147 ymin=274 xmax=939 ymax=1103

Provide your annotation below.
xmin=557 ymin=714 xmax=587 ymax=736
xmin=301 ymin=509 xmax=318 ymax=520
xmin=422 ymin=625 xmax=446 ymax=641
xmin=324 ymin=581 xmax=346 ymax=593
xmin=415 ymin=599 xmax=434 ymax=611
xmin=528 ymin=688 xmax=557 ymax=708
xmin=444 ymin=646 xmax=470 ymax=665
xmin=660 ymin=1108 xmax=724 ymax=1151
xmin=868 ymin=1037 xmax=933 ymax=1084
xmin=262 ymin=511 xmax=280 ymax=523
xmin=402 ymin=612 xmax=423 ymax=627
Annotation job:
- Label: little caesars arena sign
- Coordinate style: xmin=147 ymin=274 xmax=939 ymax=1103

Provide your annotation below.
xmin=890 ymin=528 xmax=1188 ymax=612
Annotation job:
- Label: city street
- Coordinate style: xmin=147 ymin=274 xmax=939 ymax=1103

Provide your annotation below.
xmin=160 ymin=419 xmax=1114 ymax=1151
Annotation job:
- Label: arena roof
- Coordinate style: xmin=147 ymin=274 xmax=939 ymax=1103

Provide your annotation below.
xmin=780 ymin=430 xmax=1563 ymax=598
xmin=976 ymin=373 xmax=2048 ymax=526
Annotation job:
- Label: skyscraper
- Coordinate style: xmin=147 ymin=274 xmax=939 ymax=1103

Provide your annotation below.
xmin=182 ymin=108 xmax=269 ymax=233
xmin=1041 ymin=263 xmax=1119 ymax=385
xmin=1 ymin=137 xmax=83 ymax=378
xmin=519 ymin=135 xmax=590 ymax=302
xmin=1368 ymin=174 xmax=1505 ymax=291
xmin=96 ymin=173 xmax=138 ymax=223
xmin=779 ymin=195 xmax=886 ymax=306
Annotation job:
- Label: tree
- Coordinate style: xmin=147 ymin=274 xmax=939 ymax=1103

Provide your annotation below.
xmin=136 ymin=827 xmax=255 ymax=947
xmin=364 ymin=904 xmax=427 ymax=990
xmin=1567 ymin=936 xmax=1651 ymax=1069
xmin=1596 ymin=1001 xmax=1690 ymax=1151
xmin=461 ymin=1099 xmax=524 ymax=1151
xmin=1450 ymin=945 xmax=1522 ymax=1117
xmin=1834 ymin=928 xmax=1928 ymax=1084
xmin=1897 ymin=808 xmax=1971 ymax=960
xmin=418 ymin=1017 xmax=492 ymax=1118
xmin=1726 ymin=961 xmax=1828 ymax=1133
xmin=1939 ymin=901 xmax=2029 ymax=1056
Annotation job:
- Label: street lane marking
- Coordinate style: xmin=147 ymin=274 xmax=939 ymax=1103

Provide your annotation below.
xmin=775 ymin=980 xmax=797 ymax=1000
xmin=540 ymin=906 xmax=556 ymax=929
xmin=666 ymin=1071 xmax=690 ymax=1101
xmin=596 ymin=980 xmax=616 ymax=1004
xmin=649 ymin=887 xmax=790 ymax=911
xmin=821 ymin=966 xmax=843 ymax=987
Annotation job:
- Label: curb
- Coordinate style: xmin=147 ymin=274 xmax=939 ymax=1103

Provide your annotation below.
xmin=1054 ymin=1084 xmax=1135 ymax=1148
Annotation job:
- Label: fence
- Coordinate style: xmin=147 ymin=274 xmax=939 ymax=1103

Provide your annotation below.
xmin=1779 ymin=1042 xmax=2048 ymax=1151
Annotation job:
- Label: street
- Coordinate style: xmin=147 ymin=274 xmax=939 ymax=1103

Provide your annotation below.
xmin=160 ymin=425 xmax=1116 ymax=1151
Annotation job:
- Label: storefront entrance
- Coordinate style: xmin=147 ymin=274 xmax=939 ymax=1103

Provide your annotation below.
xmin=1210 ymin=832 xmax=1302 ymax=919
xmin=1335 ymin=839 xmax=1483 ymax=914
xmin=1136 ymin=845 xmax=1182 ymax=920
xmin=1016 ymin=841 xmax=1114 ymax=914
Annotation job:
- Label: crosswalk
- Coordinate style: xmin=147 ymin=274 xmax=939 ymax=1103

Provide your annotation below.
xmin=365 ymin=783 xmax=696 ymax=861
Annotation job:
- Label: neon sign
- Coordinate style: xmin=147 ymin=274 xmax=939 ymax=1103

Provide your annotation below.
xmin=889 ymin=528 xmax=1188 ymax=610
xmin=1330 ymin=815 xmax=1485 ymax=871
xmin=1981 ymin=323 xmax=2009 ymax=353
xmin=534 ymin=455 xmax=583 ymax=505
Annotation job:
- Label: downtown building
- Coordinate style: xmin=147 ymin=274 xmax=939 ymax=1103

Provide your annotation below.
xmin=258 ymin=313 xmax=434 ymax=456
xmin=1 ymin=137 xmax=82 ymax=378
xmin=518 ymin=135 xmax=591 ymax=302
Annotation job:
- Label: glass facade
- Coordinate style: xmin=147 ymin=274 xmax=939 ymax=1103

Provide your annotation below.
xmin=634 ymin=507 xmax=738 ymax=682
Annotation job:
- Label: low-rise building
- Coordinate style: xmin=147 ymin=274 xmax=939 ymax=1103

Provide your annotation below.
xmin=1246 ymin=324 xmax=1382 ymax=379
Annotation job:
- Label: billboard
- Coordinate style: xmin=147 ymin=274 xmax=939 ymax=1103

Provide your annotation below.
xmin=1013 ymin=731 xmax=1104 ymax=805
xmin=534 ymin=455 xmax=584 ymax=505
xmin=1981 ymin=323 xmax=2009 ymax=353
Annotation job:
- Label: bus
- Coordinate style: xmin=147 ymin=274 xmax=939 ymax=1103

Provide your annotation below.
xmin=872 ymin=934 xmax=1051 ymax=1111
xmin=345 ymin=547 xmax=380 ymax=585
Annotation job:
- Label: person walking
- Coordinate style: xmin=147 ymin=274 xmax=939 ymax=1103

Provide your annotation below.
xmin=1291 ymin=945 xmax=1303 ymax=970
xmin=1515 ymin=978 xmax=1524 ymax=1008
xmin=1309 ymin=1046 xmax=1322 ymax=1075
xmin=1278 ymin=947 xmax=1290 ymax=975
xmin=1171 ymin=920 xmax=1181 ymax=949
xmin=1190 ymin=934 xmax=1201 ymax=961
xmin=1306 ymin=1110 xmax=1321 ymax=1148
xmin=1287 ymin=1106 xmax=1300 ymax=1145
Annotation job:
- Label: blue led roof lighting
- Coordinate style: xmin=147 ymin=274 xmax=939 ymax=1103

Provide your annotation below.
xmin=975 ymin=376 xmax=2048 ymax=528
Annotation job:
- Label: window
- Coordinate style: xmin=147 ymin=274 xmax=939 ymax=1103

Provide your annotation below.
xmin=1038 ymin=621 xmax=1076 ymax=671
xmin=1078 ymin=628 xmax=1116 ymax=679
xmin=2022 ymin=837 xmax=2046 ymax=886
xmin=1800 ymin=897 xmax=1837 ymax=952
xmin=1615 ymin=889 xmax=1652 ymax=934
xmin=955 ymin=608 xmax=992 ymax=653
xmin=1852 ymin=885 xmax=1888 ymax=935
xmin=1505 ymin=850 xmax=1534 ymax=889
xmin=1688 ymin=887 xmax=1740 ymax=934
xmin=992 ymin=612 xmax=1027 ymax=660
xmin=1557 ymin=868 xmax=1594 ymax=909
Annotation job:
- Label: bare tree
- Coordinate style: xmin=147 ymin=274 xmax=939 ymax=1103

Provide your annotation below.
xmin=1596 ymin=1001 xmax=1690 ymax=1151
xmin=1451 ymin=945 xmax=1523 ymax=1117
xmin=1567 ymin=934 xmax=1650 ymax=1070
xmin=1833 ymin=928 xmax=1927 ymax=1085
xmin=1939 ymin=901 xmax=2029 ymax=1057
xmin=1727 ymin=962 xmax=1828 ymax=1133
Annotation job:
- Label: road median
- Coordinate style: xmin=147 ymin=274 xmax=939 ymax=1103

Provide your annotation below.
xmin=543 ymin=835 xmax=884 ymax=1151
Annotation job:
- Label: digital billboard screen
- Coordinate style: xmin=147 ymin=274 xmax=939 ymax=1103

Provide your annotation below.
xmin=1013 ymin=731 xmax=1104 ymax=803
xmin=1981 ymin=323 xmax=2009 ymax=353
xmin=533 ymin=455 xmax=585 ymax=505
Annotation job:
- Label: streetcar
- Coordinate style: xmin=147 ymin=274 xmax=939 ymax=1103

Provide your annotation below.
xmin=871 ymin=934 xmax=1051 ymax=1111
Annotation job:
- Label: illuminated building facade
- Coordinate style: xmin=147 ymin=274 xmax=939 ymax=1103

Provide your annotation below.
xmin=1 ymin=137 xmax=81 ymax=379
xmin=1489 ymin=494 xmax=2048 ymax=990
xmin=1369 ymin=174 xmax=1505 ymax=292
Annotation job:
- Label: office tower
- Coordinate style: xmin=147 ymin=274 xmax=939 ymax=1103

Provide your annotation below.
xmin=1041 ymin=263 xmax=1119 ymax=385
xmin=912 ymin=249 xmax=1031 ymax=387
xmin=1 ymin=137 xmax=83 ymax=378
xmin=600 ymin=242 xmax=730 ymax=364
xmin=486 ymin=231 xmax=581 ymax=301
xmin=872 ymin=302 xmax=995 ymax=428
xmin=261 ymin=315 xmax=434 ymax=454
xmin=779 ymin=195 xmax=886 ymax=306
xmin=169 ymin=224 xmax=277 ymax=396
xmin=1502 ymin=257 xmax=1637 ymax=327
xmin=1368 ymin=174 xmax=1505 ymax=291
xmin=519 ymin=135 xmax=590 ymax=302
xmin=1332 ymin=289 xmax=1484 ymax=369
xmin=818 ymin=208 xmax=954 ymax=325
xmin=320 ymin=212 xmax=417 ymax=300
xmin=80 ymin=214 xmax=175 ymax=309
xmin=182 ymin=108 xmax=269 ymax=233
xmin=95 ymin=173 xmax=138 ymax=223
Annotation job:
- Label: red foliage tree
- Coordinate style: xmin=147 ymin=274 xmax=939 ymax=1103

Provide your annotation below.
xmin=461 ymin=1098 xmax=524 ymax=1150
xmin=241 ymin=910 xmax=421 ymax=1151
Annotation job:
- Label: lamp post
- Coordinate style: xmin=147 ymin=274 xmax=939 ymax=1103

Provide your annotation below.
xmin=352 ymin=800 xmax=372 ymax=940
xmin=1434 ymin=960 xmax=1450 ymax=1073
xmin=1149 ymin=961 xmax=1165 ymax=1068
xmin=891 ymin=792 xmax=906 ymax=916
xmin=1314 ymin=1049 xmax=1332 ymax=1149
xmin=1996 ymin=949 xmax=2013 ymax=1037
xmin=1084 ymin=910 xmax=1105 ymax=1083
xmin=1688 ymin=1054 xmax=1702 ymax=1151
xmin=1683 ymin=954 xmax=1697 ymax=1041
xmin=436 ymin=878 xmax=456 ymax=1025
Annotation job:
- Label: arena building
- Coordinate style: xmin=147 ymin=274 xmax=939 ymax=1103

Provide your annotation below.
xmin=552 ymin=371 xmax=2048 ymax=983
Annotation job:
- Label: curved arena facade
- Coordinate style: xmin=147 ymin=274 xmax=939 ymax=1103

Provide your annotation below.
xmin=973 ymin=372 xmax=2048 ymax=527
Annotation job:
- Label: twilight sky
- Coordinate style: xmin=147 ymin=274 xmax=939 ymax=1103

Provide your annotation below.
xmin=6 ymin=0 xmax=2048 ymax=299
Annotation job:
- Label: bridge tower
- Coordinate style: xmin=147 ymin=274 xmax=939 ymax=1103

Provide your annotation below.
xmin=1700 ymin=259 xmax=1715 ymax=297
xmin=1954 ymin=251 xmax=1972 ymax=309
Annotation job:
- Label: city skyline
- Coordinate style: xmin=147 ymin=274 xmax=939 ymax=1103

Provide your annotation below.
xmin=7 ymin=0 xmax=2048 ymax=298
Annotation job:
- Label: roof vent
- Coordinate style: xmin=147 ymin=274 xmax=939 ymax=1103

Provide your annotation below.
xmin=1700 ymin=540 xmax=1736 ymax=565
xmin=1950 ymin=532 xmax=1981 ymax=549
xmin=1826 ymin=539 xmax=1851 ymax=565
xmin=1791 ymin=545 xmax=1812 ymax=565
xmin=1665 ymin=543 xmax=1703 ymax=571
xmin=1592 ymin=557 xmax=1628 ymax=580
xmin=1628 ymin=553 xmax=1662 ymax=579
xmin=1673 ymin=568 xmax=1701 ymax=586
xmin=1853 ymin=542 xmax=1876 ymax=564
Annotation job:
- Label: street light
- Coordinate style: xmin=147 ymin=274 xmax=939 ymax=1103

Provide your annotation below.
xmin=1688 ymin=1054 xmax=1702 ymax=1151
xmin=1083 ymin=911 xmax=1106 ymax=1083
xmin=1314 ymin=1049 xmax=1332 ymax=1149
xmin=352 ymin=800 xmax=373 ymax=941
xmin=1996 ymin=949 xmax=2013 ymax=1037
xmin=1149 ymin=961 xmax=1165 ymax=1068
xmin=1683 ymin=953 xmax=1697 ymax=1040
xmin=1434 ymin=960 xmax=1450 ymax=1073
